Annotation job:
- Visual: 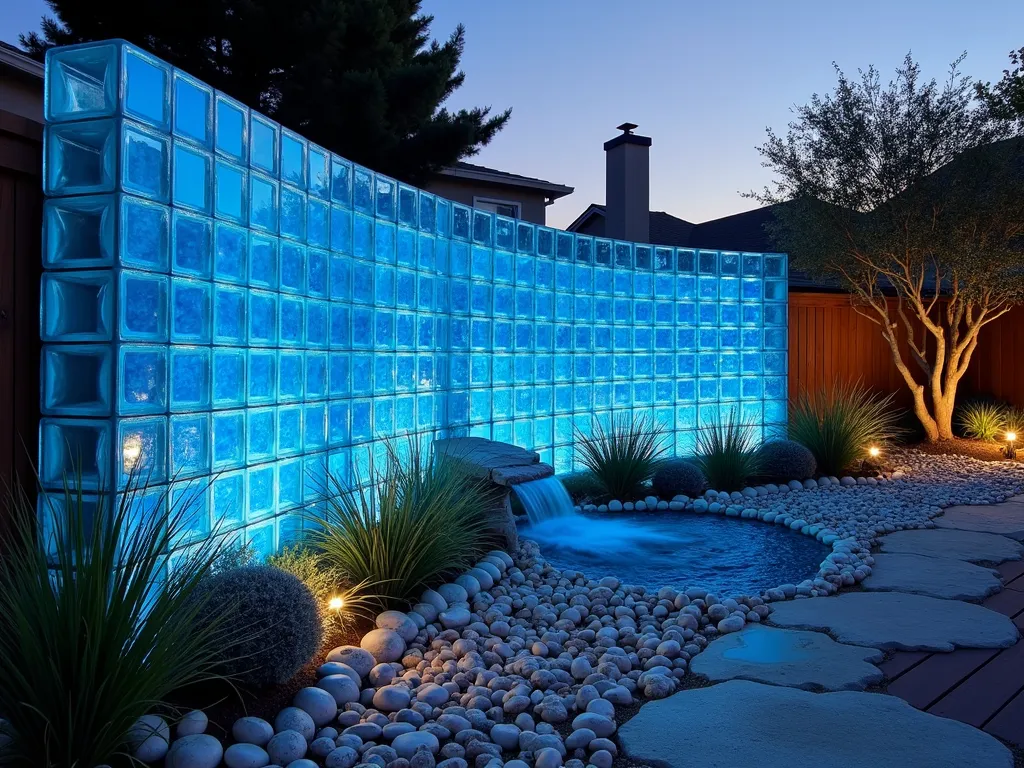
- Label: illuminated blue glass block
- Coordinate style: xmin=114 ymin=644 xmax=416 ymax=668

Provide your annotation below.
xmin=280 ymin=129 xmax=306 ymax=188
xmin=117 ymin=345 xmax=166 ymax=415
xmin=170 ymin=413 xmax=210 ymax=478
xmin=765 ymin=328 xmax=786 ymax=349
xmin=350 ymin=399 xmax=372 ymax=441
xmin=353 ymin=214 xmax=373 ymax=259
xmin=212 ymin=410 xmax=245 ymax=470
xmin=214 ymin=222 xmax=247 ymax=283
xmin=172 ymin=71 xmax=212 ymax=147
xmin=279 ymin=351 xmax=304 ymax=401
xmin=306 ymin=301 xmax=328 ymax=348
xmin=277 ymin=458 xmax=303 ymax=510
xmin=171 ymin=278 xmax=211 ymax=343
xmin=214 ymin=159 xmax=247 ymax=224
xmin=121 ymin=121 xmax=170 ymax=202
xmin=44 ymin=119 xmax=118 ymax=196
xmin=329 ymin=353 xmax=350 ymax=397
xmin=742 ymin=253 xmax=763 ymax=276
xmin=280 ymin=243 xmax=305 ymax=294
xmin=280 ymin=186 xmax=306 ymax=242
xmin=212 ymin=349 xmax=245 ymax=408
xmin=373 ymin=175 xmax=395 ymax=221
xmin=330 ymin=304 xmax=351 ymax=350
xmin=331 ymin=155 xmax=352 ymax=207
xmin=765 ymin=400 xmax=787 ymax=423
xmin=121 ymin=45 xmax=170 ymax=129
xmin=278 ymin=405 xmax=303 ymax=455
xmin=765 ymin=352 xmax=786 ymax=375
xmin=765 ymin=376 xmax=786 ymax=400
xmin=721 ymin=377 xmax=740 ymax=400
xmin=763 ymin=304 xmax=784 ymax=326
xmin=304 ymin=403 xmax=327 ymax=450
xmin=119 ymin=270 xmax=168 ymax=342
xmin=246 ymin=464 xmax=275 ymax=521
xmin=250 ymin=113 xmax=279 ymax=176
xmin=308 ymin=199 xmax=329 ymax=249
xmin=331 ymin=206 xmax=352 ymax=254
xmin=247 ymin=350 xmax=277 ymax=405
xmin=247 ymin=290 xmax=277 ymax=346
xmin=250 ymin=173 xmax=279 ymax=233
xmin=215 ymin=93 xmax=247 ymax=161
xmin=41 ymin=270 xmax=114 ymax=342
xmin=352 ymin=307 xmax=372 ymax=348
xmin=43 ymin=195 xmax=116 ymax=269
xmin=374 ymin=220 xmax=396 ymax=264
xmin=279 ymin=297 xmax=304 ymax=346
xmin=248 ymin=234 xmax=278 ymax=289
xmin=172 ymin=142 xmax=212 ymax=213
xmin=349 ymin=166 xmax=372 ymax=215
xmin=765 ymin=279 xmax=786 ymax=302
xmin=307 ymin=144 xmax=329 ymax=199
xmin=212 ymin=470 xmax=245 ymax=529
xmin=247 ymin=408 xmax=276 ymax=463
xmin=116 ymin=415 xmax=167 ymax=487
xmin=765 ymin=253 xmax=786 ymax=278
xmin=172 ymin=210 xmax=212 ymax=277
xmin=305 ymin=249 xmax=328 ymax=298
xmin=42 ymin=344 xmax=113 ymax=416
xmin=169 ymin=346 xmax=210 ymax=411
xmin=327 ymin=402 xmax=350 ymax=447
xmin=352 ymin=354 xmax=371 ymax=395
xmin=45 ymin=42 xmax=119 ymax=122
xmin=169 ymin=481 xmax=209 ymax=546
xmin=213 ymin=284 xmax=246 ymax=345
xmin=120 ymin=195 xmax=169 ymax=272
xmin=396 ymin=228 xmax=416 ymax=268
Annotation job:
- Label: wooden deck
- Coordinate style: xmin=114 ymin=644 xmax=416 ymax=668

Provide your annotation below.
xmin=881 ymin=559 xmax=1024 ymax=748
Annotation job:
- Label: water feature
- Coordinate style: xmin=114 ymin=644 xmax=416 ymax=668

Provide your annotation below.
xmin=512 ymin=476 xmax=575 ymax=524
xmin=519 ymin=511 xmax=828 ymax=596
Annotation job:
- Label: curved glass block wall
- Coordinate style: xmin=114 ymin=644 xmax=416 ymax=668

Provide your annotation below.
xmin=39 ymin=39 xmax=788 ymax=558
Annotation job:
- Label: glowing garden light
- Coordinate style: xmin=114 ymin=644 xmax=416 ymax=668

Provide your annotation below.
xmin=868 ymin=446 xmax=880 ymax=459
xmin=1005 ymin=432 xmax=1018 ymax=460
xmin=328 ymin=596 xmax=344 ymax=611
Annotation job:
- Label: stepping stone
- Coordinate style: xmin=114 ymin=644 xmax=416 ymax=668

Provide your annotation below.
xmin=862 ymin=553 xmax=1003 ymax=601
xmin=768 ymin=592 xmax=1019 ymax=652
xmin=935 ymin=503 xmax=1024 ymax=541
xmin=689 ymin=624 xmax=883 ymax=691
xmin=618 ymin=680 xmax=1012 ymax=768
xmin=878 ymin=529 xmax=1024 ymax=564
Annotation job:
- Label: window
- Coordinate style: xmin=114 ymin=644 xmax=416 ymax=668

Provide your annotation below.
xmin=473 ymin=197 xmax=521 ymax=219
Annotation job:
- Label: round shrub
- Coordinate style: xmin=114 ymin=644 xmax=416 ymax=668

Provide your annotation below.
xmin=190 ymin=565 xmax=322 ymax=687
xmin=757 ymin=439 xmax=817 ymax=481
xmin=651 ymin=459 xmax=707 ymax=498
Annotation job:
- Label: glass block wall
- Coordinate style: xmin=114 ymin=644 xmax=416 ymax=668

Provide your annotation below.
xmin=39 ymin=39 xmax=788 ymax=558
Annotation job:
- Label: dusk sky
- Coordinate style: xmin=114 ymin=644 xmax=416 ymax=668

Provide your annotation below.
xmin=3 ymin=1 xmax=1023 ymax=229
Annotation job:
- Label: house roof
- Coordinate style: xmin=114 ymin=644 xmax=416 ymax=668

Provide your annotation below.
xmin=438 ymin=161 xmax=574 ymax=201
xmin=0 ymin=41 xmax=43 ymax=80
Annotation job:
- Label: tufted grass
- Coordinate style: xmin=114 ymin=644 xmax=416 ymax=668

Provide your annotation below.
xmin=573 ymin=413 xmax=668 ymax=500
xmin=0 ymin=471 xmax=241 ymax=767
xmin=958 ymin=399 xmax=1009 ymax=441
xmin=693 ymin=411 xmax=763 ymax=492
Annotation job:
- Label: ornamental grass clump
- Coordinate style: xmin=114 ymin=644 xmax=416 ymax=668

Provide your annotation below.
xmin=789 ymin=380 xmax=902 ymax=476
xmin=573 ymin=413 xmax=668 ymax=500
xmin=268 ymin=545 xmax=377 ymax=633
xmin=308 ymin=440 xmax=497 ymax=607
xmin=693 ymin=411 xmax=763 ymax=492
xmin=0 ymin=473 xmax=240 ymax=767
xmin=957 ymin=399 xmax=1008 ymax=441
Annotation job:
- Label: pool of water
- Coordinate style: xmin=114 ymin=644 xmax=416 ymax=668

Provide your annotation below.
xmin=518 ymin=512 xmax=828 ymax=596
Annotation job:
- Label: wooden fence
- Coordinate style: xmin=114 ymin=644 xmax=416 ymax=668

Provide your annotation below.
xmin=789 ymin=291 xmax=1024 ymax=408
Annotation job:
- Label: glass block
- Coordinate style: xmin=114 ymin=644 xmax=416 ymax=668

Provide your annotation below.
xmin=214 ymin=222 xmax=247 ymax=283
xmin=331 ymin=155 xmax=352 ymax=207
xmin=169 ymin=346 xmax=211 ymax=411
xmin=250 ymin=173 xmax=279 ymax=233
xmin=169 ymin=481 xmax=209 ymax=546
xmin=278 ymin=405 xmax=303 ymax=455
xmin=122 ymin=45 xmax=170 ymax=129
xmin=247 ymin=350 xmax=277 ymax=405
xmin=116 ymin=415 xmax=166 ymax=487
xmin=247 ymin=289 xmax=277 ymax=345
xmin=213 ymin=284 xmax=247 ymax=344
xmin=246 ymin=407 xmax=276 ymax=463
xmin=171 ymin=71 xmax=212 ymax=147
xmin=45 ymin=42 xmax=119 ymax=122
xmin=215 ymin=93 xmax=248 ymax=161
xmin=171 ymin=277 xmax=212 ymax=343
xmin=172 ymin=141 xmax=213 ymax=213
xmin=279 ymin=351 xmax=304 ymax=401
xmin=117 ymin=344 xmax=166 ymax=415
xmin=279 ymin=297 xmax=305 ymax=346
xmin=43 ymin=195 xmax=116 ymax=269
xmin=212 ymin=469 xmax=245 ymax=528
xmin=246 ymin=465 xmax=275 ymax=520
xmin=170 ymin=413 xmax=210 ymax=478
xmin=280 ymin=242 xmax=306 ymax=294
xmin=42 ymin=344 xmax=113 ymax=416
xmin=375 ymin=176 xmax=396 ymax=221
xmin=278 ymin=458 xmax=303 ymax=509
xmin=212 ymin=349 xmax=246 ymax=408
xmin=119 ymin=270 xmax=168 ymax=342
xmin=250 ymin=113 xmax=279 ymax=176
xmin=308 ymin=199 xmax=329 ymax=249
xmin=280 ymin=186 xmax=306 ymax=242
xmin=121 ymin=120 xmax=170 ymax=202
xmin=41 ymin=270 xmax=114 ymax=342
xmin=119 ymin=195 xmax=169 ymax=271
xmin=307 ymin=249 xmax=329 ymax=298
xmin=281 ymin=129 xmax=306 ymax=188
xmin=304 ymin=403 xmax=327 ymax=450
xmin=169 ymin=210 xmax=212 ymax=279
xmin=214 ymin=159 xmax=247 ymax=224
xmin=44 ymin=119 xmax=118 ymax=196
xmin=248 ymin=234 xmax=279 ymax=289
xmin=308 ymin=144 xmax=329 ymax=199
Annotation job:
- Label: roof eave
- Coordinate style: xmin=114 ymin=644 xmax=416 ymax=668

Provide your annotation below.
xmin=0 ymin=46 xmax=44 ymax=80
xmin=438 ymin=165 xmax=574 ymax=198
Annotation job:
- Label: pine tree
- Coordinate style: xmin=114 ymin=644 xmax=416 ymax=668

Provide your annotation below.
xmin=22 ymin=0 xmax=510 ymax=185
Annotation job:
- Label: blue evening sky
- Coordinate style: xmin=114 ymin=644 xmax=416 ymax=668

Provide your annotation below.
xmin=4 ymin=0 xmax=1023 ymax=228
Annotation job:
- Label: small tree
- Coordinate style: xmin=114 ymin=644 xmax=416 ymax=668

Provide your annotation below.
xmin=753 ymin=54 xmax=1024 ymax=441
xmin=21 ymin=0 xmax=510 ymax=185
xmin=977 ymin=46 xmax=1024 ymax=125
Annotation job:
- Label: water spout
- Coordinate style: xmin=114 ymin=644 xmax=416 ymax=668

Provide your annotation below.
xmin=512 ymin=476 xmax=574 ymax=524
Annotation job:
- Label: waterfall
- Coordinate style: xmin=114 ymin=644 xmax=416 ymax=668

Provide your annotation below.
xmin=512 ymin=476 xmax=574 ymax=524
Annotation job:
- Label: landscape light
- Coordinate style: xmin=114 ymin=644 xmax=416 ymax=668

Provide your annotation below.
xmin=1005 ymin=432 xmax=1018 ymax=460
xmin=328 ymin=597 xmax=344 ymax=611
xmin=868 ymin=446 xmax=880 ymax=458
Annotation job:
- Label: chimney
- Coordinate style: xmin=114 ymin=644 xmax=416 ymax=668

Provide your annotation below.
xmin=604 ymin=122 xmax=651 ymax=243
